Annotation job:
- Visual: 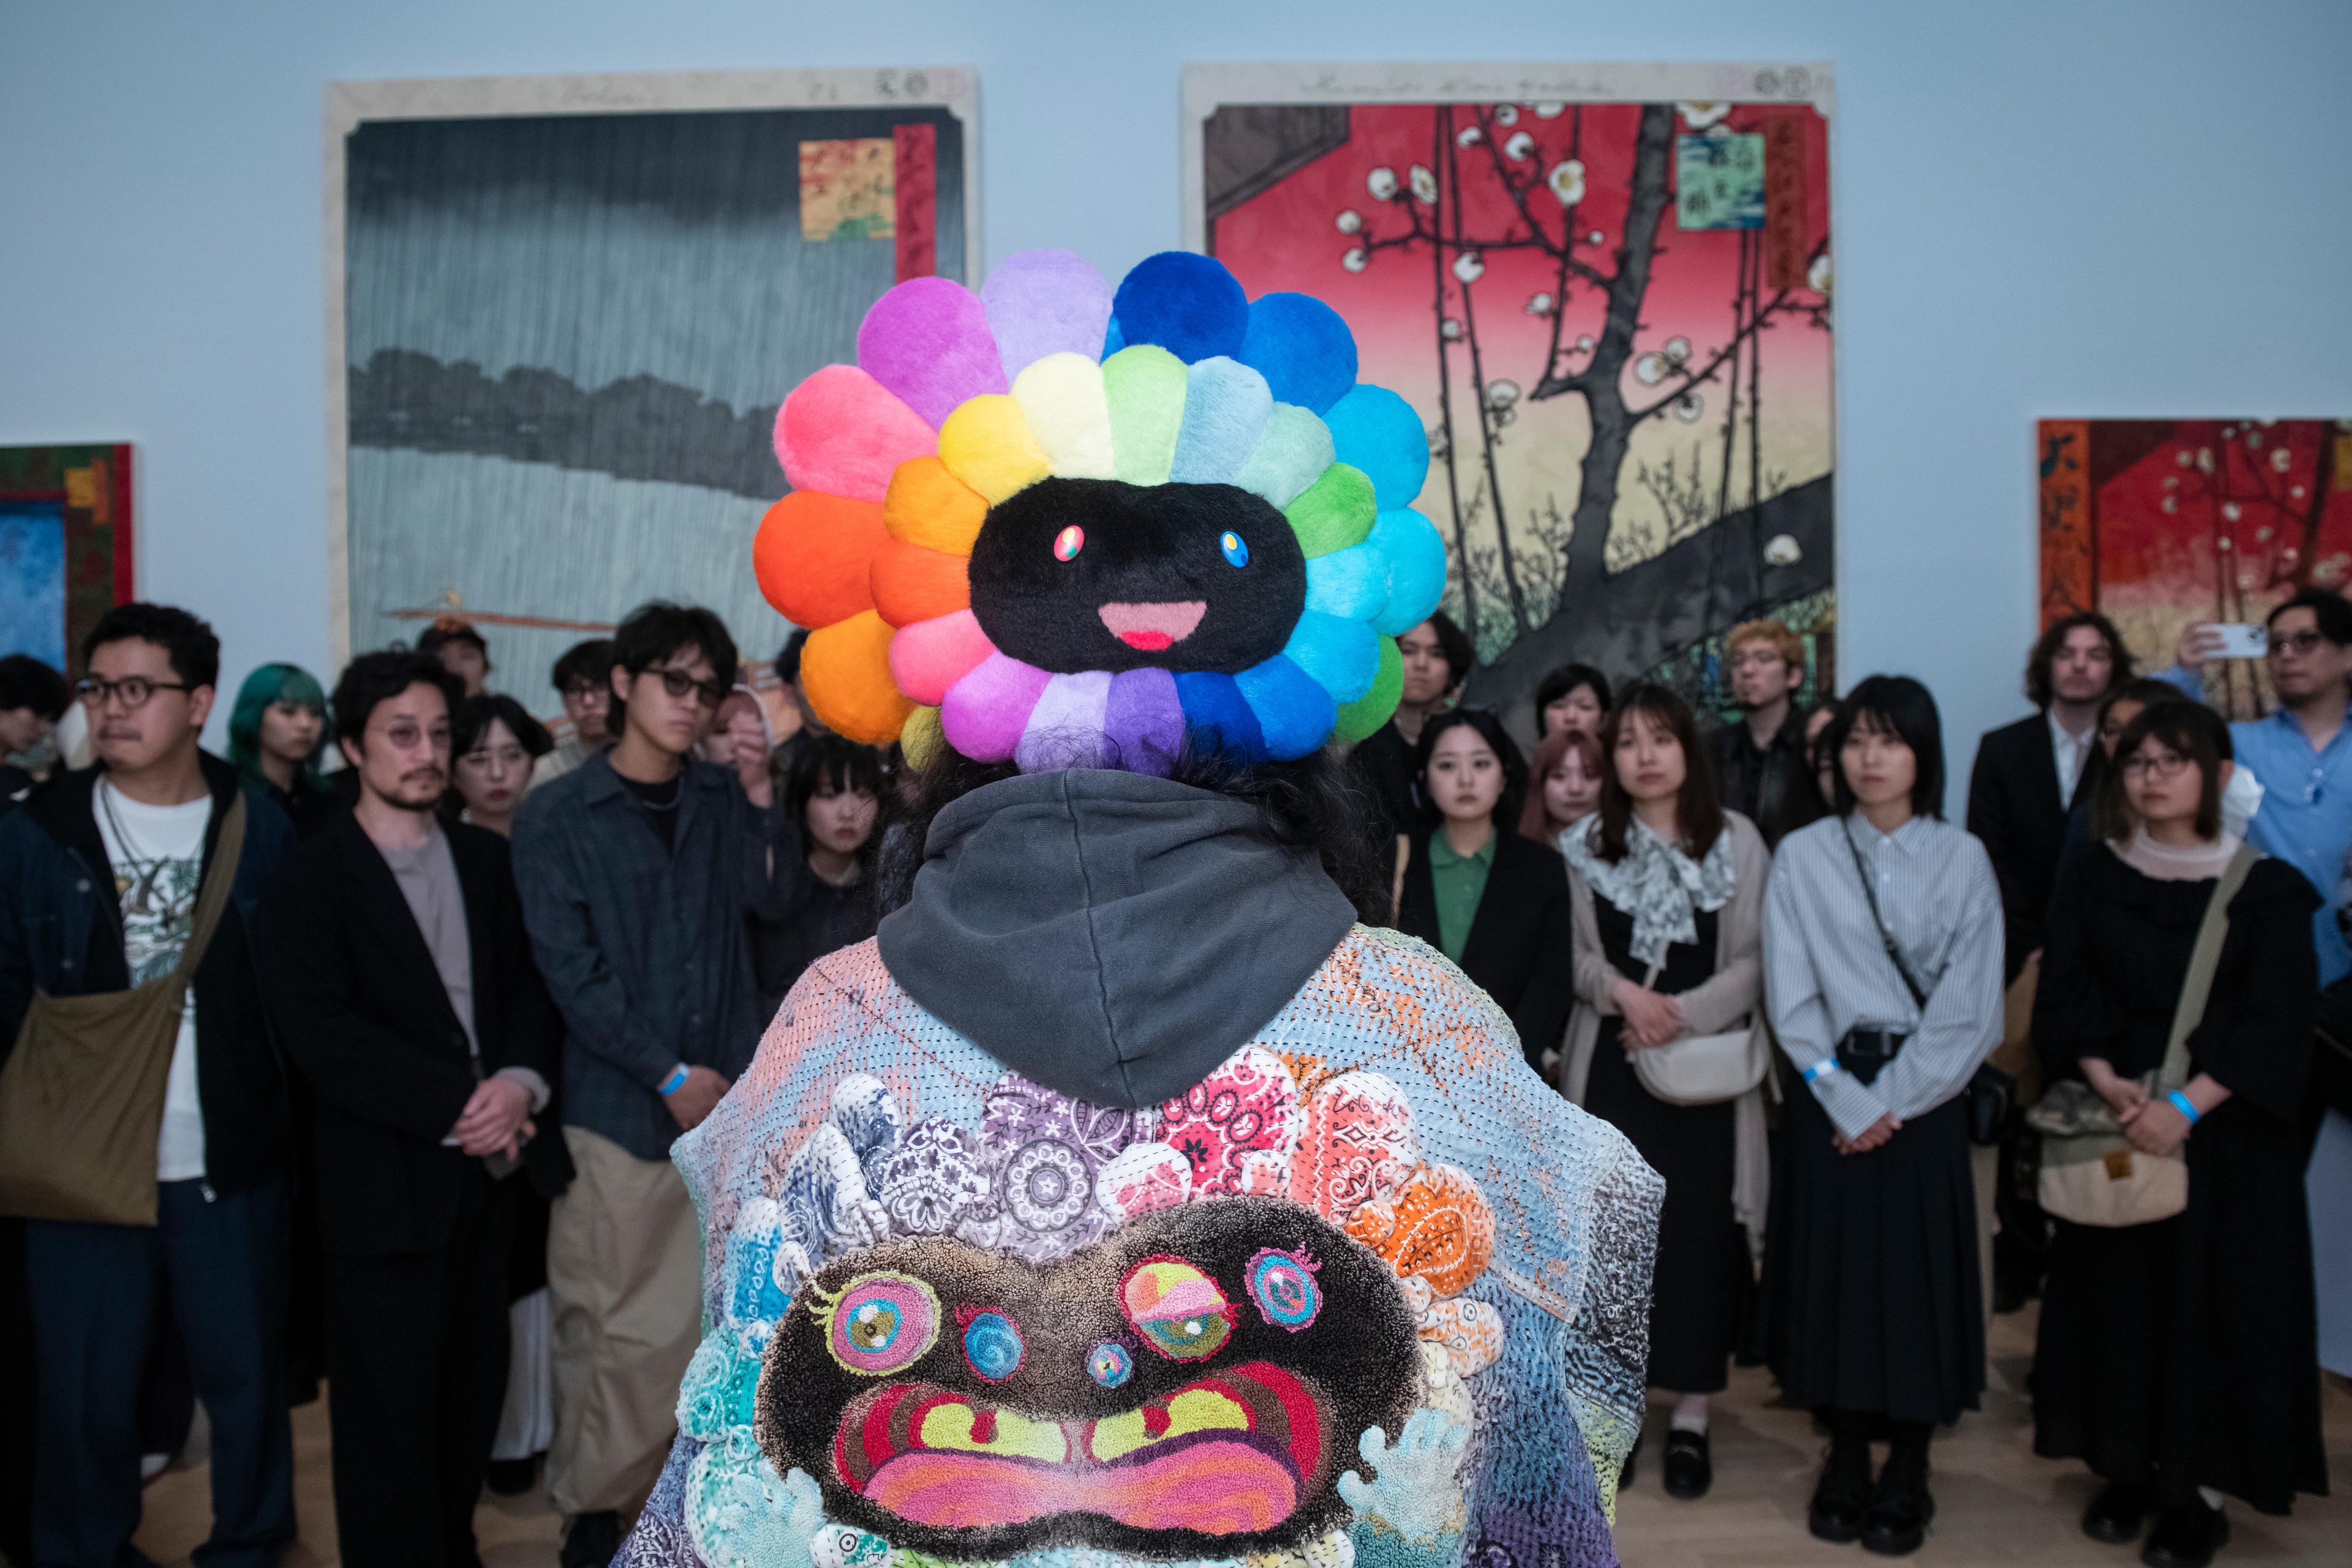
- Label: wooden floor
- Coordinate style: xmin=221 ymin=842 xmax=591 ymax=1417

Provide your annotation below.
xmin=126 ymin=1305 xmax=2350 ymax=1568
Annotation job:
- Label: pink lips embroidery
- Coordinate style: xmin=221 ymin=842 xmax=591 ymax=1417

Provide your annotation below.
xmin=1098 ymin=601 xmax=1207 ymax=652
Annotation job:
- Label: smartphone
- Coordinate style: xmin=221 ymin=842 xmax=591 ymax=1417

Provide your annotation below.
xmin=2208 ymin=623 xmax=2267 ymax=659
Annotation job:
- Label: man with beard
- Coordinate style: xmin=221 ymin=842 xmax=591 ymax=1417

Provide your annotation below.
xmin=1706 ymin=618 xmax=1823 ymax=850
xmin=255 ymin=650 xmax=568 ymax=1567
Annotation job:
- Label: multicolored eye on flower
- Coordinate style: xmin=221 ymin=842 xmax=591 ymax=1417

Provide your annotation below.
xmin=1245 ymin=1248 xmax=1322 ymax=1331
xmin=1086 ymin=1340 xmax=1135 ymax=1389
xmin=751 ymin=249 xmax=1450 ymax=774
xmin=1121 ymin=1256 xmax=1234 ymax=1362
xmin=816 ymin=1272 xmax=941 ymax=1377
xmin=960 ymin=1308 xmax=1025 ymax=1382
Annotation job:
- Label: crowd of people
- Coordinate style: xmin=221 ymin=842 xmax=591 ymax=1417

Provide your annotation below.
xmin=0 ymin=589 xmax=2343 ymax=1568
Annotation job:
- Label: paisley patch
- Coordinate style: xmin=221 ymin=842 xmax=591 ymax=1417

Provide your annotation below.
xmin=1343 ymin=1164 xmax=1494 ymax=1298
xmin=972 ymin=1074 xmax=1153 ymax=1261
xmin=1284 ymin=1071 xmax=1419 ymax=1224
xmin=1159 ymin=1046 xmax=1302 ymax=1197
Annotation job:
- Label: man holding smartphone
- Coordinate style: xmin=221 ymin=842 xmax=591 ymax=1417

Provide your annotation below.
xmin=256 ymin=650 xmax=568 ymax=1568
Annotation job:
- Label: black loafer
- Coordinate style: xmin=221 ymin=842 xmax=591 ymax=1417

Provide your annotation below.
xmin=2142 ymin=1499 xmax=2230 ymax=1568
xmin=1662 ymin=1429 xmax=1713 ymax=1500
xmin=2084 ymin=1479 xmax=2153 ymax=1544
xmin=1861 ymin=1464 xmax=1936 ymax=1556
xmin=1810 ymin=1449 xmax=1874 ymax=1544
xmin=484 ymin=1453 xmax=541 ymax=1497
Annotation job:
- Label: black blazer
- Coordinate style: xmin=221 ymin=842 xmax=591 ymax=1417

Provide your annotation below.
xmin=1967 ymin=712 xmax=2106 ymax=982
xmin=256 ymin=813 xmax=569 ymax=1255
xmin=1395 ymin=827 xmax=1576 ymax=1068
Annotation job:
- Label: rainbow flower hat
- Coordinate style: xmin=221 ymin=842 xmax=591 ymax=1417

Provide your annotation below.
xmin=753 ymin=249 xmax=1447 ymax=773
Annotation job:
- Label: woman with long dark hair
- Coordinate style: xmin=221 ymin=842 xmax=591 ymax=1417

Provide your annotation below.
xmin=1392 ymin=708 xmax=1576 ymax=1069
xmin=447 ymin=693 xmax=553 ymax=838
xmin=751 ymin=733 xmax=887 ymax=1016
xmin=2031 ymin=702 xmax=2323 ymax=1565
xmin=1560 ymin=685 xmax=1770 ymax=1500
xmin=1762 ymin=675 xmax=2005 ymax=1555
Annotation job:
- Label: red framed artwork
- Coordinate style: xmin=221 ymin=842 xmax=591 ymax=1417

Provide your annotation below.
xmin=0 ymin=443 xmax=134 ymax=679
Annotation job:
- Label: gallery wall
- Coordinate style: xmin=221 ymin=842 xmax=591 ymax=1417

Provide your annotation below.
xmin=2 ymin=0 xmax=2348 ymax=807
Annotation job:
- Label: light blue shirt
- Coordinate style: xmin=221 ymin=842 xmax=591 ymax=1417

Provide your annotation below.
xmin=2158 ymin=668 xmax=2352 ymax=984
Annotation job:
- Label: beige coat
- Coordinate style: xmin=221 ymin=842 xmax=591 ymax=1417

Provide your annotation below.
xmin=1559 ymin=809 xmax=1773 ymax=1249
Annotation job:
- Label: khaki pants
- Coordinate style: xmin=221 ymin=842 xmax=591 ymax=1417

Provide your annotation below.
xmin=545 ymin=1126 xmax=701 ymax=1519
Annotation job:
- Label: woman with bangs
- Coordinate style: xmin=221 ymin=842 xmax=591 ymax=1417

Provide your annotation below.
xmin=1762 ymin=675 xmax=2005 ymax=1556
xmin=751 ymin=732 xmax=888 ymax=1017
xmin=2030 ymin=701 xmax=2324 ymax=1566
xmin=227 ymin=662 xmax=339 ymax=840
xmin=1559 ymin=684 xmax=1771 ymax=1502
xmin=1521 ymin=725 xmax=1605 ymax=846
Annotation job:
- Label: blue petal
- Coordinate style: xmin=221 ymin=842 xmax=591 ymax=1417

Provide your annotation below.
xmin=1175 ymin=670 xmax=1268 ymax=762
xmin=1237 ymin=292 xmax=1359 ymax=415
xmin=1112 ymin=252 xmax=1250 ymax=365
xmin=1235 ymin=655 xmax=1338 ymax=760
xmin=1304 ymin=540 xmax=1393 ymax=622
xmin=1324 ymin=384 xmax=1432 ymax=510
xmin=1369 ymin=508 xmax=1448 ymax=636
xmin=1283 ymin=611 xmax=1382 ymax=704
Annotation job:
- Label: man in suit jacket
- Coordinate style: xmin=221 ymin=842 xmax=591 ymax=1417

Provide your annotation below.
xmin=1966 ymin=611 xmax=2132 ymax=1313
xmin=258 ymin=652 xmax=568 ymax=1568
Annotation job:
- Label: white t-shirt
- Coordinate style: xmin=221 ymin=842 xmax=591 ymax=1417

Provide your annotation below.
xmin=94 ymin=780 xmax=213 ymax=1182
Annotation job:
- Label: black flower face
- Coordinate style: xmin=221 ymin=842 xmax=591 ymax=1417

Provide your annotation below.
xmin=965 ymin=478 xmax=1307 ymax=676
xmin=756 ymin=1198 xmax=1420 ymax=1559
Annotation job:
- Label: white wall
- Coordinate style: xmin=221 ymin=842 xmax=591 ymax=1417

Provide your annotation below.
xmin=4 ymin=0 xmax=2348 ymax=809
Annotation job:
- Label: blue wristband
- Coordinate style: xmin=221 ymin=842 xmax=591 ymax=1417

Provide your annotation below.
xmin=1803 ymin=1058 xmax=1839 ymax=1085
xmin=658 ymin=1065 xmax=690 ymax=1097
xmin=2166 ymin=1089 xmax=2201 ymax=1125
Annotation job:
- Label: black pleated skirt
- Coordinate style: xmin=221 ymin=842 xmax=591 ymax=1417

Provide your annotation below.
xmin=1770 ymin=1086 xmax=1983 ymax=1424
xmin=2031 ymin=1102 xmax=2328 ymax=1513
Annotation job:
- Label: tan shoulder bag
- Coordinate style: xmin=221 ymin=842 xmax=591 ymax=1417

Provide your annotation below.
xmin=0 ymin=792 xmax=247 ymax=1226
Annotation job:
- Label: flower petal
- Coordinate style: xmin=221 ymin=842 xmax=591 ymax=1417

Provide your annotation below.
xmin=1333 ymin=637 xmax=1403 ymax=743
xmin=1304 ymin=540 xmax=1392 ymax=622
xmin=937 ymin=394 xmax=1052 ymax=503
xmin=1016 ymin=671 xmax=1115 ymax=772
xmin=1234 ymin=405 xmax=1338 ymax=510
xmin=858 ymin=277 xmax=1009 ymax=429
xmin=888 ymin=609 xmax=995 ymax=706
xmin=1175 ymin=671 xmax=1267 ymax=763
xmin=981 ymin=248 xmax=1114 ymax=381
xmin=1237 ymin=292 xmax=1359 ymax=415
xmin=1010 ymin=352 xmax=1117 ymax=481
xmin=1284 ymin=463 xmax=1378 ymax=557
xmin=774 ymin=366 xmax=938 ymax=503
xmin=803 ymin=609 xmax=914 ymax=744
xmin=1235 ymin=656 xmax=1338 ymax=761
xmin=1112 ymin=252 xmax=1249 ymax=365
xmin=1169 ymin=357 xmax=1275 ymax=485
xmin=752 ymin=490 xmax=886 ymax=628
xmin=1323 ymin=384 xmax=1431 ymax=510
xmin=1102 ymin=345 xmax=1190 ymax=487
xmin=1103 ymin=667 xmax=1183 ymax=777
xmin=883 ymin=456 xmax=989 ymax=556
xmin=1283 ymin=610 xmax=1382 ymax=704
xmin=941 ymin=652 xmax=1051 ymax=762
xmin=870 ymin=538 xmax=970 ymax=628
xmin=1368 ymin=508 xmax=1447 ymax=635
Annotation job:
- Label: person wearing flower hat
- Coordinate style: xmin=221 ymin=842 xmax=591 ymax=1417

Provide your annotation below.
xmin=611 ymin=251 xmax=1661 ymax=1568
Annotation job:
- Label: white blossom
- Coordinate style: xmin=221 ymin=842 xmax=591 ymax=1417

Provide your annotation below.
xmin=2293 ymin=485 xmax=2308 ymax=500
xmin=1679 ymin=102 xmax=1733 ymax=130
xmin=2258 ymin=526 xmax=2275 ymax=541
xmin=1673 ymin=393 xmax=1705 ymax=422
xmin=1367 ymin=167 xmax=1399 ymax=200
xmin=2222 ymin=501 xmax=2242 ymax=521
xmin=1525 ymin=291 xmax=1555 ymax=316
xmin=1452 ymin=251 xmax=1485 ymax=284
xmin=1635 ymin=352 xmax=1668 ymax=386
xmin=1456 ymin=124 xmax=1482 ymax=148
xmin=1504 ymin=130 xmax=1536 ymax=161
xmin=2273 ymin=446 xmax=2294 ymax=473
xmin=1341 ymin=247 xmax=1368 ymax=273
xmin=1409 ymin=165 xmax=1438 ymax=205
xmin=1575 ymin=334 xmax=1595 ymax=352
xmin=1663 ymin=336 xmax=1691 ymax=364
xmin=2197 ymin=448 xmax=2215 ymax=473
xmin=2176 ymin=450 xmax=2194 ymax=467
xmin=1588 ymin=230 xmax=1607 ymax=246
xmin=1493 ymin=105 xmax=1520 ymax=126
xmin=2247 ymin=430 xmax=2264 ymax=448
xmin=2239 ymin=574 xmax=2255 ymax=590
xmin=1763 ymin=533 xmax=1803 ymax=565
xmin=1546 ymin=159 xmax=1587 ymax=205
xmin=1440 ymin=317 xmax=1462 ymax=340
xmin=2164 ymin=475 xmax=2179 ymax=489
xmin=2217 ymin=536 xmax=2233 ymax=552
xmin=2161 ymin=495 xmax=2179 ymax=514
xmin=1336 ymin=209 xmax=1363 ymax=234
xmin=1485 ymin=379 xmax=1520 ymax=409
xmin=1807 ymin=252 xmax=1833 ymax=295
xmin=1534 ymin=102 xmax=1566 ymax=118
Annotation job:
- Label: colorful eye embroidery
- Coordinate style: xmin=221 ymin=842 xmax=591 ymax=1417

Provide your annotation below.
xmin=1086 ymin=1340 xmax=1135 ymax=1389
xmin=1219 ymin=530 xmax=1250 ymax=568
xmin=1245 ymin=1248 xmax=1322 ymax=1331
xmin=819 ymin=1272 xmax=941 ymax=1376
xmin=1054 ymin=525 xmax=1085 ymax=562
xmin=960 ymin=1308 xmax=1025 ymax=1382
xmin=1121 ymin=1256 xmax=1234 ymax=1362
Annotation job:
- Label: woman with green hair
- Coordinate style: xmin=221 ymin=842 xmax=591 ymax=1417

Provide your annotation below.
xmin=227 ymin=662 xmax=340 ymax=841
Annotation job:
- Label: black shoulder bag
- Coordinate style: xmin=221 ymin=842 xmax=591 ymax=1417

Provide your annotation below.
xmin=1841 ymin=823 xmax=2013 ymax=1147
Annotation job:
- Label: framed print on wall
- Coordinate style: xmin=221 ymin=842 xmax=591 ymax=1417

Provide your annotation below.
xmin=0 ymin=443 xmax=134 ymax=677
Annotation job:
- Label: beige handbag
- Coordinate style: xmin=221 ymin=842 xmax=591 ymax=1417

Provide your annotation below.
xmin=2026 ymin=844 xmax=2252 ymax=1229
xmin=1629 ymin=958 xmax=1770 ymax=1106
xmin=0 ymin=793 xmax=246 ymax=1226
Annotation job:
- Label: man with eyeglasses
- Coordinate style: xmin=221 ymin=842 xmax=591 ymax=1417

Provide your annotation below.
xmin=532 ymin=638 xmax=617 ymax=790
xmin=0 ymin=602 xmax=297 ymax=1567
xmin=510 ymin=601 xmax=793 ymax=1568
xmin=1706 ymin=617 xmax=1822 ymax=850
xmin=2173 ymin=587 xmax=2352 ymax=1390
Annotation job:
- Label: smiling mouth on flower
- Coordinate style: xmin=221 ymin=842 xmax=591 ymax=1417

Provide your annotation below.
xmin=831 ymin=1360 xmax=1322 ymax=1536
xmin=1097 ymin=600 xmax=1207 ymax=652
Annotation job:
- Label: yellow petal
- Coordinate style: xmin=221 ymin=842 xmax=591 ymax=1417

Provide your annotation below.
xmin=937 ymin=394 xmax=1051 ymax=504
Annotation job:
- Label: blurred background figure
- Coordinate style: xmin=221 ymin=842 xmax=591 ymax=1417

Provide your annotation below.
xmin=1349 ymin=611 xmax=1472 ymax=842
xmin=450 ymin=695 xmax=554 ymax=837
xmin=1521 ymin=726 xmax=1605 ymax=846
xmin=753 ymin=734 xmax=881 ymax=1019
xmin=1536 ymin=661 xmax=1613 ymax=741
xmin=418 ymin=617 xmax=493 ymax=697
xmin=535 ymin=639 xmax=617 ymax=789
xmin=1708 ymin=620 xmax=1822 ymax=850
xmin=227 ymin=663 xmax=340 ymax=842
xmin=703 ymin=685 xmax=774 ymax=810
xmin=766 ymin=629 xmax=826 ymax=783
xmin=0 ymin=654 xmax=70 ymax=809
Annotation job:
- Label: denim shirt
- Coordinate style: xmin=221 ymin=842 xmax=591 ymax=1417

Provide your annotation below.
xmin=511 ymin=752 xmax=794 ymax=1160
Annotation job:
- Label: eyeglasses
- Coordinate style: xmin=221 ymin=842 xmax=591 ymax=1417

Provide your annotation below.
xmin=644 ymin=666 xmax=728 ymax=709
xmin=2270 ymin=630 xmax=2332 ymax=657
xmin=2120 ymin=752 xmax=2195 ymax=780
xmin=75 ymin=676 xmax=190 ymax=710
xmin=561 ymin=682 xmax=609 ymax=703
xmin=1725 ymin=650 xmax=1786 ymax=671
xmin=380 ymin=722 xmax=451 ymax=751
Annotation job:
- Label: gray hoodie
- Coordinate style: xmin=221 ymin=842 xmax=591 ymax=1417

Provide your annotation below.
xmin=876 ymin=769 xmax=1358 ymax=1110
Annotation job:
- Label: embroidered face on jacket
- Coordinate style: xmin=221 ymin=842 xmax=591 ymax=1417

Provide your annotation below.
xmin=755 ymin=1197 xmax=1420 ymax=1558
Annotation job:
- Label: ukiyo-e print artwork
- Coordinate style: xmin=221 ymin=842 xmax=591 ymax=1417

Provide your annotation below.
xmin=2040 ymin=418 xmax=2352 ymax=719
xmin=0 ymin=444 xmax=134 ymax=677
xmin=1187 ymin=64 xmax=1836 ymax=727
xmin=326 ymin=69 xmax=974 ymax=711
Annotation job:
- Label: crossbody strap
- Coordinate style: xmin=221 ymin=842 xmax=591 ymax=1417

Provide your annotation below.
xmin=170 ymin=792 xmax=248 ymax=987
xmin=1841 ymin=818 xmax=1928 ymax=1012
xmin=2158 ymin=844 xmax=2258 ymax=1091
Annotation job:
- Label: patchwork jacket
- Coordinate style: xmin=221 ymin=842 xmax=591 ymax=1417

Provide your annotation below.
xmin=616 ymin=925 xmax=1661 ymax=1568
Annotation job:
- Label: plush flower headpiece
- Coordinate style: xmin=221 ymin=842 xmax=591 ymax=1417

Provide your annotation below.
xmin=752 ymin=249 xmax=1446 ymax=772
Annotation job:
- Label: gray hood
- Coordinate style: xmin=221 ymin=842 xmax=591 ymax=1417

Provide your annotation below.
xmin=876 ymin=770 xmax=1357 ymax=1110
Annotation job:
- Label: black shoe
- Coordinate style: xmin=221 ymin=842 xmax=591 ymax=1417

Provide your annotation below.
xmin=485 ymin=1453 xmax=541 ymax=1497
xmin=1662 ymin=1429 xmax=1713 ymax=1500
xmin=1861 ymin=1458 xmax=1936 ymax=1556
xmin=1810 ymin=1446 xmax=1874 ymax=1544
xmin=2084 ymin=1479 xmax=2154 ymax=1544
xmin=2141 ymin=1499 xmax=2230 ymax=1568
xmin=562 ymin=1510 xmax=622 ymax=1568
xmin=1619 ymin=1434 xmax=1640 ymax=1491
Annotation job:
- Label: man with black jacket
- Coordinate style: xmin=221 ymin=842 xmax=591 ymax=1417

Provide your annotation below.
xmin=257 ymin=652 xmax=569 ymax=1568
xmin=1706 ymin=617 xmax=1823 ymax=850
xmin=0 ymin=603 xmax=295 ymax=1568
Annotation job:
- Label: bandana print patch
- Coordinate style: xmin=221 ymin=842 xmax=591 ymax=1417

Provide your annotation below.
xmin=1159 ymin=1046 xmax=1302 ymax=1196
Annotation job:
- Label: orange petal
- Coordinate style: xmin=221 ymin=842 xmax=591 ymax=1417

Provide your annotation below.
xmin=883 ymin=456 xmax=989 ymax=556
xmin=872 ymin=538 xmax=971 ymax=628
xmin=802 ymin=610 xmax=914 ymax=745
xmin=752 ymin=491 xmax=888 ymax=628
